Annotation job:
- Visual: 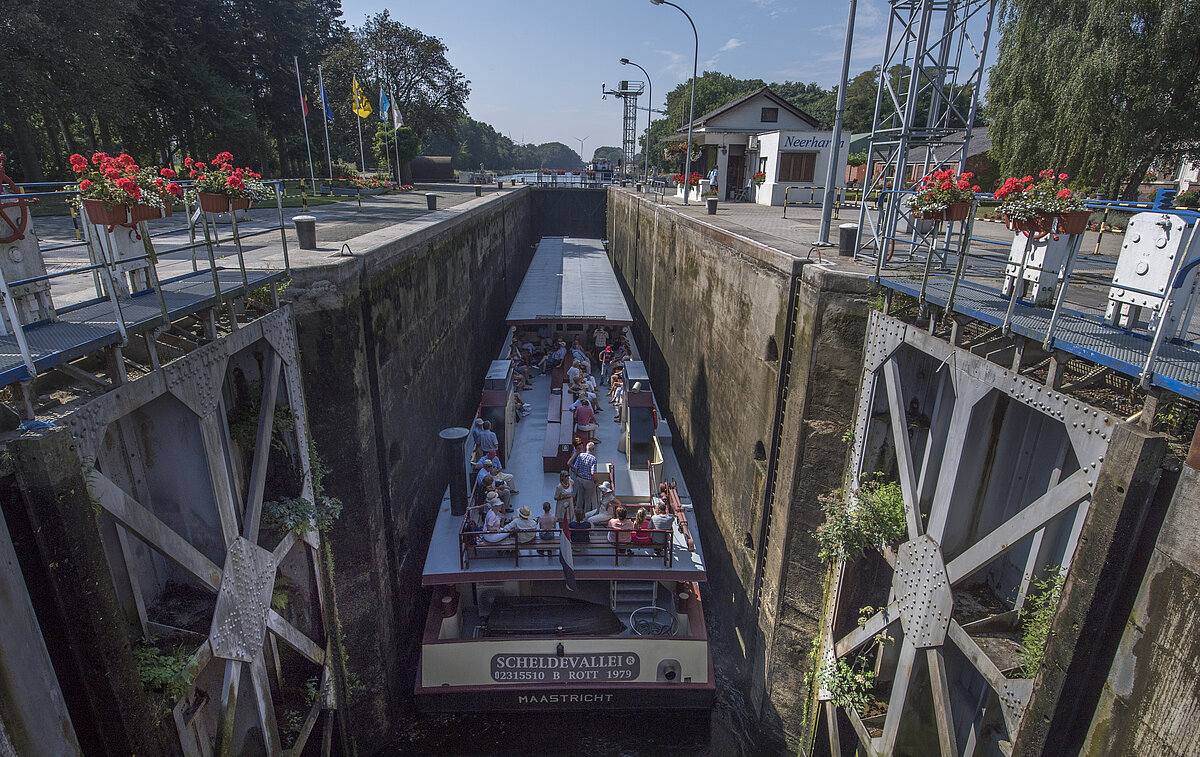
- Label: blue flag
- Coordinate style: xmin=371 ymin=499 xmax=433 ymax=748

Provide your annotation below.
xmin=379 ymin=88 xmax=390 ymax=122
xmin=318 ymin=71 xmax=333 ymax=120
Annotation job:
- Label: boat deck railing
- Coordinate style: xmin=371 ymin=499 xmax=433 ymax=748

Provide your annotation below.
xmin=459 ymin=523 xmax=677 ymax=569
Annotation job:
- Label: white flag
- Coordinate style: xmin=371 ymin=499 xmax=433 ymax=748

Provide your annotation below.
xmin=392 ymin=98 xmax=404 ymax=130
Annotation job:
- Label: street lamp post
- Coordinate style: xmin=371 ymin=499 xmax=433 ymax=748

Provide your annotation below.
xmin=650 ymin=0 xmax=698 ymax=205
xmin=620 ymin=58 xmax=653 ymax=183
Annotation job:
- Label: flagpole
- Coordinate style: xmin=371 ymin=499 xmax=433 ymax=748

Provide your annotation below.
xmin=356 ymin=114 xmax=366 ymax=176
xmin=391 ymin=95 xmax=401 ymax=184
xmin=318 ymin=65 xmax=333 ymax=182
xmin=294 ymin=56 xmax=316 ymax=189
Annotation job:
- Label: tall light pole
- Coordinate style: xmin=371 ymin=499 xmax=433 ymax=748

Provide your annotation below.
xmin=818 ymin=0 xmax=858 ymax=244
xmin=620 ymin=58 xmax=653 ymax=183
xmin=651 ymin=0 xmax=698 ymax=205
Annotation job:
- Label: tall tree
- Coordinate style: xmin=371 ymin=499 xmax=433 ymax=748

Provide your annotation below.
xmin=988 ymin=0 xmax=1200 ymax=198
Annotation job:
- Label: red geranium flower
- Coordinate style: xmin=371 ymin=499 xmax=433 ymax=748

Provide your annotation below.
xmin=167 ymin=182 xmax=183 ymax=197
xmin=160 ymin=167 xmax=176 ymax=179
xmin=79 ymin=179 xmax=93 ymax=190
xmin=184 ymin=157 xmax=194 ymax=168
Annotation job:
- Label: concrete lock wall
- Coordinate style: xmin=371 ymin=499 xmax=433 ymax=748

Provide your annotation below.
xmin=283 ymin=187 xmax=609 ymax=749
xmin=606 ymin=188 xmax=872 ymax=752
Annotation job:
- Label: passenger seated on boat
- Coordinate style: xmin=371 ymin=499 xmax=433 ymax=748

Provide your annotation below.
xmin=553 ymin=470 xmax=574 ymax=521
xmin=630 ymin=508 xmax=653 ymax=546
xmin=568 ymin=510 xmax=592 ymax=543
xmin=537 ymin=502 xmax=558 ymax=554
xmin=538 ymin=341 xmax=567 ymax=372
xmin=471 ymin=418 xmax=486 ymax=461
xmin=586 ymin=482 xmax=618 ymax=525
xmin=504 ymin=505 xmax=540 ymax=549
xmin=607 ymin=505 xmax=635 ymax=544
xmin=480 ymin=449 xmax=518 ymax=493
xmin=574 ymin=399 xmax=598 ymax=436
xmin=479 ymin=495 xmax=511 ymax=544
xmin=571 ymin=342 xmax=591 ymax=375
xmin=511 ymin=389 xmax=530 ymax=419
xmin=651 ymin=502 xmax=675 ymax=549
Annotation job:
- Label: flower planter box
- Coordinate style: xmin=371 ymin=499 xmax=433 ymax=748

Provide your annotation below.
xmin=198 ymin=192 xmax=254 ymax=213
xmin=919 ymin=201 xmax=972 ymax=222
xmin=1056 ymin=210 xmax=1091 ymax=235
xmin=129 ymin=204 xmax=165 ymax=224
xmin=1004 ymin=214 xmax=1055 ymax=238
xmin=81 ymin=199 xmax=129 ymax=226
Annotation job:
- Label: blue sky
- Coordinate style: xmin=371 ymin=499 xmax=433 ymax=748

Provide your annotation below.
xmin=339 ymin=0 xmax=902 ymax=157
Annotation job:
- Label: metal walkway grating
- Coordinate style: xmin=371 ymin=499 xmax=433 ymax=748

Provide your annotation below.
xmin=0 ymin=267 xmax=286 ymax=386
xmin=881 ymin=274 xmax=1200 ymax=402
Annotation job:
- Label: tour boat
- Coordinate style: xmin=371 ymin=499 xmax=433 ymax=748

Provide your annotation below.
xmin=417 ymin=236 xmax=714 ymax=711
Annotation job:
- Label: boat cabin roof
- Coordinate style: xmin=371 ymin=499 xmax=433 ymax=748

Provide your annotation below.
xmin=505 ymin=237 xmax=633 ymax=327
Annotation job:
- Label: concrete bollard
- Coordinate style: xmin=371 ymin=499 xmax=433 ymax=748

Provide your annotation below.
xmin=706 ymin=197 xmax=718 ymax=215
xmin=838 ymin=223 xmax=858 ymax=256
xmin=475 ymin=185 xmax=482 ymax=197
xmin=426 ymin=193 xmax=440 ymax=211
xmin=497 ymin=181 xmax=503 ymax=190
xmin=293 ymin=215 xmax=317 ymax=250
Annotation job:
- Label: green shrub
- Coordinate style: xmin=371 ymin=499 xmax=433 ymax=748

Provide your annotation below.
xmin=133 ymin=642 xmax=195 ymax=703
xmin=1176 ymin=188 xmax=1199 ymax=208
xmin=814 ymin=476 xmax=907 ymax=563
xmin=1019 ymin=571 xmax=1065 ymax=678
xmin=263 ymin=494 xmax=343 ymax=534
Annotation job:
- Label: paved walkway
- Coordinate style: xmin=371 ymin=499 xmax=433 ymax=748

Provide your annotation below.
xmin=33 ymin=183 xmax=500 ymax=306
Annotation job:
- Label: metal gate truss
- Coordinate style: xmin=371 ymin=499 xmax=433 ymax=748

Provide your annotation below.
xmin=855 ymin=0 xmax=996 ymax=267
xmin=820 ymin=312 xmax=1118 ymax=756
xmin=66 ymin=307 xmax=336 ymax=757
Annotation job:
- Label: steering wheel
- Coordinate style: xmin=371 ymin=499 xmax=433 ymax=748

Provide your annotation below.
xmin=0 ymin=154 xmax=37 ymax=245
xmin=629 ymin=605 xmax=677 ymax=636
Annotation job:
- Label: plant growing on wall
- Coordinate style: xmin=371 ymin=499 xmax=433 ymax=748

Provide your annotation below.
xmin=814 ymin=475 xmax=907 ymax=563
xmin=816 ymin=606 xmax=892 ymax=712
xmin=1019 ymin=571 xmax=1065 ymax=678
xmin=133 ymin=641 xmax=196 ymax=713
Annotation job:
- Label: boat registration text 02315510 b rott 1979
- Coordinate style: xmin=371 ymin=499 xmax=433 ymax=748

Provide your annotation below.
xmin=490 ymin=653 xmax=640 ymax=682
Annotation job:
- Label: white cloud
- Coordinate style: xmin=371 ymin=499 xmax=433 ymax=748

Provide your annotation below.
xmin=719 ymin=38 xmax=743 ymax=52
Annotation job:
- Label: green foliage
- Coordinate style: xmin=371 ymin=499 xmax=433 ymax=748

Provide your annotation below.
xmin=331 ymin=159 xmax=360 ymax=177
xmin=248 ymin=278 xmax=291 ymax=308
xmin=1020 ymin=571 xmax=1065 ymax=678
xmin=847 ymin=151 xmax=868 ymax=168
xmin=420 ymin=118 xmax=584 ymax=171
xmin=591 ymin=146 xmax=624 ymax=166
xmin=1176 ymin=189 xmax=1200 ymax=208
xmin=227 ymin=391 xmax=298 ymax=454
xmin=814 ymin=476 xmax=907 ymax=563
xmin=988 ymin=0 xmax=1200 ymax=198
xmin=263 ymin=495 xmax=343 ymax=535
xmin=817 ymin=607 xmax=892 ymax=712
xmin=133 ymin=642 xmax=195 ymax=704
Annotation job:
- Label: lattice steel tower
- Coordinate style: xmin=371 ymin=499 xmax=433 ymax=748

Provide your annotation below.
xmin=855 ymin=0 xmax=996 ymax=264
xmin=603 ymin=80 xmax=645 ymax=177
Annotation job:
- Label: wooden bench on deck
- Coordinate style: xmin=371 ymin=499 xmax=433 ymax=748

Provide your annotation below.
xmin=542 ymin=390 xmax=564 ymax=473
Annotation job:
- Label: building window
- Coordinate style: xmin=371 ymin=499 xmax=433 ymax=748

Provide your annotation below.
xmin=778 ymin=152 xmax=816 ymax=183
xmin=761 ymin=107 xmax=779 ymax=123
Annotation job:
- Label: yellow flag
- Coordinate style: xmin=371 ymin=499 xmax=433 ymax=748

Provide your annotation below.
xmin=351 ymin=76 xmax=373 ymax=118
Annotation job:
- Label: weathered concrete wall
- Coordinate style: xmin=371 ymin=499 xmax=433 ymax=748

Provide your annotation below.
xmin=607 ymin=188 xmax=871 ymax=753
xmin=285 ymin=189 xmax=535 ymax=751
xmin=0 ymin=429 xmax=170 ymax=755
xmin=1081 ymin=461 xmax=1200 ymax=756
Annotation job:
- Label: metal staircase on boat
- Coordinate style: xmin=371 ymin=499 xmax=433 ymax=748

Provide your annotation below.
xmin=611 ymin=580 xmax=657 ymax=619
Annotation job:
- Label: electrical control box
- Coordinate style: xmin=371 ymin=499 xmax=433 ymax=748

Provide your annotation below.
xmin=1003 ymin=232 xmax=1076 ymax=306
xmin=1105 ymin=213 xmax=1200 ymax=338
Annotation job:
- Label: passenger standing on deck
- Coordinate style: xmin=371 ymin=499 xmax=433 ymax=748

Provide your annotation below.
xmin=599 ymin=345 xmax=615 ymax=386
xmin=478 ymin=421 xmax=499 ymax=455
xmin=471 ymin=418 xmax=485 ymax=461
xmin=592 ymin=326 xmax=609 ymax=366
xmin=553 ymin=470 xmax=574 ymax=522
xmin=574 ymin=399 xmax=598 ymax=438
xmin=571 ymin=441 xmax=599 ymax=513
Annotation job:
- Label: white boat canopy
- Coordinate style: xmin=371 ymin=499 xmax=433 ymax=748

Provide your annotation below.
xmin=505 ymin=237 xmax=633 ymax=326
